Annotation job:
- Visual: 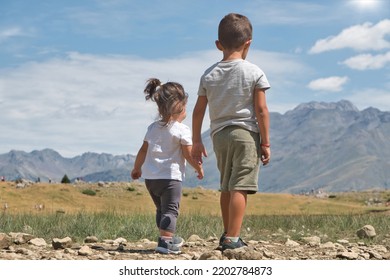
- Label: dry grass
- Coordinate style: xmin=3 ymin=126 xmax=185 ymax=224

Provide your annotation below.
xmin=1 ymin=181 xmax=388 ymax=216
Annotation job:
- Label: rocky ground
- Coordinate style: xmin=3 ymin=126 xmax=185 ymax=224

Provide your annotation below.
xmin=1 ymin=227 xmax=390 ymax=260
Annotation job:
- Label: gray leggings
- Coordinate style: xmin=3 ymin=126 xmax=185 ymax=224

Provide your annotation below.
xmin=145 ymin=179 xmax=182 ymax=233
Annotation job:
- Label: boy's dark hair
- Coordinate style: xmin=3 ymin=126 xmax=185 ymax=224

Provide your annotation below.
xmin=144 ymin=78 xmax=188 ymax=125
xmin=218 ymin=13 xmax=252 ymax=50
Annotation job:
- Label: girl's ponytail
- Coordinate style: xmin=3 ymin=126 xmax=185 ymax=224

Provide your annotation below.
xmin=144 ymin=78 xmax=162 ymax=101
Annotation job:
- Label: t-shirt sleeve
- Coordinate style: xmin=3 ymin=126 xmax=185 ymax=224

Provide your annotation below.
xmin=180 ymin=125 xmax=193 ymax=146
xmin=255 ymin=70 xmax=271 ymax=91
xmin=197 ymin=77 xmax=206 ymax=96
xmin=144 ymin=123 xmax=153 ymax=142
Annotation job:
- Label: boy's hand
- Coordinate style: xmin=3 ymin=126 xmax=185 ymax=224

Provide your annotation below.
xmin=260 ymin=146 xmax=271 ymax=166
xmin=191 ymin=142 xmax=207 ymax=164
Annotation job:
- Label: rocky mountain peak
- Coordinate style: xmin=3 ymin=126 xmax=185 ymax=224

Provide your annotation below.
xmin=292 ymin=100 xmax=359 ymax=113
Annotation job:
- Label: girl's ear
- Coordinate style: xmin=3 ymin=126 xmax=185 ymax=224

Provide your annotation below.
xmin=215 ymin=40 xmax=224 ymax=51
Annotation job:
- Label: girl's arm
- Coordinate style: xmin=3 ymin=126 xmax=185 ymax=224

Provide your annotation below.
xmin=131 ymin=141 xmax=148 ymax=179
xmin=182 ymin=145 xmax=204 ymax=179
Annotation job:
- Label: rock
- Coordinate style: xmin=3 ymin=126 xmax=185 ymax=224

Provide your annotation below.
xmin=187 ymin=234 xmax=203 ymax=242
xmin=199 ymin=250 xmax=223 ymax=260
xmin=9 ymin=232 xmax=35 ymax=245
xmin=0 ymin=233 xmax=12 ymax=249
xmin=223 ymin=246 xmax=263 ymax=260
xmin=356 ymin=225 xmax=376 ymax=239
xmin=78 ymin=245 xmax=93 ymax=256
xmin=84 ymin=236 xmax=99 ymax=243
xmin=337 ymin=251 xmax=359 ymax=260
xmin=15 ymin=247 xmax=34 ymax=256
xmin=1 ymin=232 xmax=389 ymax=260
xmin=301 ymin=236 xmax=321 ymax=246
xmin=52 ymin=237 xmax=73 ymax=250
xmin=285 ymin=239 xmax=300 ymax=247
xmin=320 ymin=242 xmax=335 ymax=249
xmin=29 ymin=238 xmax=47 ymax=247
xmin=114 ymin=237 xmax=127 ymax=245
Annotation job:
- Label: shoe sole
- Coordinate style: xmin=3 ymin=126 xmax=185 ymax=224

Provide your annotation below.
xmin=156 ymin=246 xmax=181 ymax=254
xmin=172 ymin=240 xmax=184 ymax=247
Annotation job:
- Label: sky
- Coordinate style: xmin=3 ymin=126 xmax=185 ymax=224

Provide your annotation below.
xmin=1 ymin=0 xmax=390 ymax=157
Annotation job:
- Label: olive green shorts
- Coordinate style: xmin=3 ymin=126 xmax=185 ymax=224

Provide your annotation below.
xmin=212 ymin=126 xmax=260 ymax=194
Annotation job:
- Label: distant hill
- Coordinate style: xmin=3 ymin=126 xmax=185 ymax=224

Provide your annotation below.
xmin=1 ymin=100 xmax=390 ymax=193
xmin=0 ymin=149 xmax=135 ymax=183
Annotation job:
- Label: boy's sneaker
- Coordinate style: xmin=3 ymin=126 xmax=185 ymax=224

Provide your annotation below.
xmin=221 ymin=237 xmax=247 ymax=251
xmin=156 ymin=237 xmax=183 ymax=254
xmin=216 ymin=232 xmax=227 ymax=250
xmin=219 ymin=232 xmax=227 ymax=245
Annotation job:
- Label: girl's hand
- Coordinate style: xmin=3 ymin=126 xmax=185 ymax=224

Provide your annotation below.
xmin=131 ymin=169 xmax=142 ymax=180
xmin=196 ymin=164 xmax=204 ymax=180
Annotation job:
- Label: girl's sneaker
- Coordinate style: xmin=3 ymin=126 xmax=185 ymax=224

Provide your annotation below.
xmin=156 ymin=237 xmax=183 ymax=254
xmin=171 ymin=236 xmax=184 ymax=247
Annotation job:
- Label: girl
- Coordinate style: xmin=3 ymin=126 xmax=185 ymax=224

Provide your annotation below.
xmin=131 ymin=78 xmax=203 ymax=254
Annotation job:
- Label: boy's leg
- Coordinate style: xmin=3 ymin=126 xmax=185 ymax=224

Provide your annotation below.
xmin=220 ymin=191 xmax=230 ymax=233
xmin=226 ymin=190 xmax=247 ymax=237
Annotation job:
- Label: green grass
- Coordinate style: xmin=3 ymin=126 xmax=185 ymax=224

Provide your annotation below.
xmin=1 ymin=211 xmax=389 ymax=246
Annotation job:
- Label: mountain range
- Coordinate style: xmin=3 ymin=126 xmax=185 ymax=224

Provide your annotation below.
xmin=1 ymin=100 xmax=389 ymax=193
xmin=0 ymin=149 xmax=135 ymax=183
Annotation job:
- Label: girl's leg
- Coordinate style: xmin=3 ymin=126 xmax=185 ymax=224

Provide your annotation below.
xmin=145 ymin=179 xmax=162 ymax=230
xmin=159 ymin=180 xmax=182 ymax=237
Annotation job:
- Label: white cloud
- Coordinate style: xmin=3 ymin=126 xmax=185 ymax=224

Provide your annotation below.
xmin=341 ymin=51 xmax=390 ymax=70
xmin=0 ymin=50 xmax=308 ymax=156
xmin=309 ymin=19 xmax=390 ymax=54
xmin=307 ymin=76 xmax=349 ymax=92
xmin=0 ymin=27 xmax=25 ymax=43
xmin=245 ymin=1 xmax=330 ymax=25
xmin=348 ymin=87 xmax=390 ymax=111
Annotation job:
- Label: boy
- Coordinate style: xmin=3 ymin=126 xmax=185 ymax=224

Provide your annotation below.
xmin=192 ymin=13 xmax=271 ymax=250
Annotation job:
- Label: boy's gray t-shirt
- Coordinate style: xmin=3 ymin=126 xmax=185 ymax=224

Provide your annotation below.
xmin=197 ymin=59 xmax=270 ymax=137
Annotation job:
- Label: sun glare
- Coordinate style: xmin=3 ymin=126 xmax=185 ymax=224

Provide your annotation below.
xmin=349 ymin=0 xmax=382 ymax=10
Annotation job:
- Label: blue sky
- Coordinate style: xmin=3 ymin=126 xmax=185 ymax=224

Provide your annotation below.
xmin=1 ymin=0 xmax=390 ymax=157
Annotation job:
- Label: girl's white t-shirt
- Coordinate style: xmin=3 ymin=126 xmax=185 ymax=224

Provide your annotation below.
xmin=142 ymin=121 xmax=192 ymax=181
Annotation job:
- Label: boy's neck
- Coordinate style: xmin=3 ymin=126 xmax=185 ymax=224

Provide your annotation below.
xmin=222 ymin=51 xmax=244 ymax=61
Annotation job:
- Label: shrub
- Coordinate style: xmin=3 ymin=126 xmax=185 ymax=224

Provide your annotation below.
xmin=82 ymin=189 xmax=96 ymax=196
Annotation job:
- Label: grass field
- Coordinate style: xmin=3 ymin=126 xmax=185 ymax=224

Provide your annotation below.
xmin=1 ymin=181 xmax=389 ymax=215
xmin=1 ymin=182 xmax=390 ymax=243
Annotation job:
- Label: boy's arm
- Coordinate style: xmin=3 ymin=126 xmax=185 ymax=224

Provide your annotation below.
xmin=191 ymin=96 xmax=208 ymax=164
xmin=254 ymin=88 xmax=271 ymax=165
xmin=131 ymin=141 xmax=148 ymax=179
xmin=182 ymin=145 xmax=204 ymax=179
